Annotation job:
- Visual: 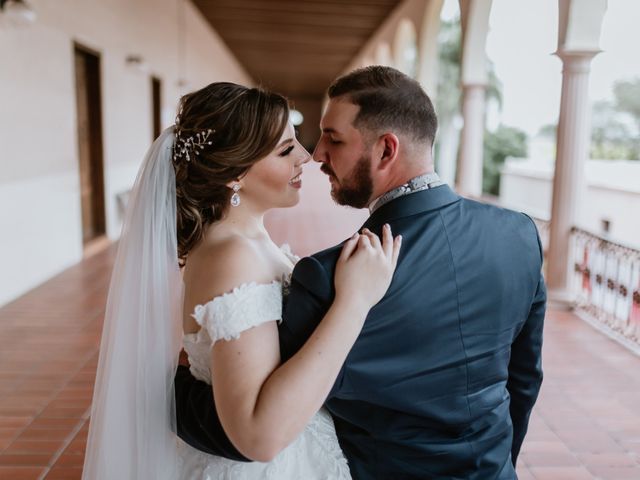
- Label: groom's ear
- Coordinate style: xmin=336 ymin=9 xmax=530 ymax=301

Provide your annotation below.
xmin=375 ymin=133 xmax=400 ymax=171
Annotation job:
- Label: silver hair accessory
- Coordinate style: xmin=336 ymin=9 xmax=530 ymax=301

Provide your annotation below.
xmin=230 ymin=184 xmax=241 ymax=207
xmin=173 ymin=128 xmax=215 ymax=163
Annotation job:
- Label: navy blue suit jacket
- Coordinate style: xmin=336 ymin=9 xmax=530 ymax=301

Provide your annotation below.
xmin=174 ymin=185 xmax=546 ymax=479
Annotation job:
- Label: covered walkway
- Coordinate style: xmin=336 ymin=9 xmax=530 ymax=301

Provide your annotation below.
xmin=1 ymin=164 xmax=640 ymax=479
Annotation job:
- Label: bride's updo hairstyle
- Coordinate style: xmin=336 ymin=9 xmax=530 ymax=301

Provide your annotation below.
xmin=172 ymin=82 xmax=289 ymax=266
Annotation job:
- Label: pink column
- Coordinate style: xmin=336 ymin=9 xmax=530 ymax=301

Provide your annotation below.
xmin=457 ymin=83 xmax=486 ymax=197
xmin=547 ymin=51 xmax=599 ymax=306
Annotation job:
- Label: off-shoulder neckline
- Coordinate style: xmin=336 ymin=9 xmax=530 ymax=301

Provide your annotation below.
xmin=184 ymin=280 xmax=284 ymax=340
xmin=183 ymin=244 xmax=297 ymax=339
xmin=192 ymin=279 xmax=283 ymax=313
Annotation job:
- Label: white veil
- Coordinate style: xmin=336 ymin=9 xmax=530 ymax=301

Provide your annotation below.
xmin=82 ymin=127 xmax=183 ymax=479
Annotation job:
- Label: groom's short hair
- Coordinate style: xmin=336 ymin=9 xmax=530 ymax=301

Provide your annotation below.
xmin=327 ymin=66 xmax=437 ymax=147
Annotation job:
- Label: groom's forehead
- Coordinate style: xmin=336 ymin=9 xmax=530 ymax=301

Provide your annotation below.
xmin=321 ymin=98 xmax=360 ymax=131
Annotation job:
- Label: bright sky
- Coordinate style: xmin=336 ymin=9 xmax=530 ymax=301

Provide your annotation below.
xmin=441 ymin=0 xmax=640 ymax=136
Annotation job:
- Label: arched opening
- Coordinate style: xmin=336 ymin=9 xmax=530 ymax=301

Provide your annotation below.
xmin=374 ymin=42 xmax=394 ymax=67
xmin=393 ymin=19 xmax=418 ymax=78
xmin=360 ymin=56 xmax=375 ymax=69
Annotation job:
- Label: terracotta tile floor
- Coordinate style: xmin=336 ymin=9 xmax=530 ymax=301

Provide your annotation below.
xmin=1 ymin=163 xmax=640 ymax=479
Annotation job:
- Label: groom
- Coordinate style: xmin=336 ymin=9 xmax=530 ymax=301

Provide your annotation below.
xmin=174 ymin=66 xmax=546 ymax=479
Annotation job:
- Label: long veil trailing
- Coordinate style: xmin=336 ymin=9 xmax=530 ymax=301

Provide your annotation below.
xmin=82 ymin=127 xmax=183 ymax=479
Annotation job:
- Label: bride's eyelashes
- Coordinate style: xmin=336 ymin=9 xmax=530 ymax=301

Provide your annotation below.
xmin=280 ymin=145 xmax=294 ymax=157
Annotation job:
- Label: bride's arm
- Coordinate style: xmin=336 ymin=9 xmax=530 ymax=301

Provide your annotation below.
xmin=209 ymin=227 xmax=400 ymax=462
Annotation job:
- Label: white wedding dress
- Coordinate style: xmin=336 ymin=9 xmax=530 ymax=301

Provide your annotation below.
xmin=177 ymin=246 xmax=351 ymax=479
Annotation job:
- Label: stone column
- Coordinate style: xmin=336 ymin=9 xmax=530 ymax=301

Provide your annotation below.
xmin=457 ymin=83 xmax=486 ymax=196
xmin=547 ymin=51 xmax=599 ymax=305
xmin=456 ymin=0 xmax=493 ymax=197
xmin=416 ymin=0 xmax=444 ymax=98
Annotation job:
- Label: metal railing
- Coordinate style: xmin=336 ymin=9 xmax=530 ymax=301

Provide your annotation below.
xmin=531 ymin=217 xmax=550 ymax=258
xmin=571 ymin=227 xmax=640 ymax=347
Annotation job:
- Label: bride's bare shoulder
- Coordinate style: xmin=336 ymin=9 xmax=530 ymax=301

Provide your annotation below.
xmin=184 ymin=235 xmax=274 ymax=303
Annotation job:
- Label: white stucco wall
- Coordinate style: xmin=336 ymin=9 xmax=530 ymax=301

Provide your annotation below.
xmin=0 ymin=0 xmax=251 ymax=306
xmin=500 ymin=158 xmax=640 ymax=249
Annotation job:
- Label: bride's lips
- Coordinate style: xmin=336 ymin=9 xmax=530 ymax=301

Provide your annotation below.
xmin=289 ymin=171 xmax=303 ymax=189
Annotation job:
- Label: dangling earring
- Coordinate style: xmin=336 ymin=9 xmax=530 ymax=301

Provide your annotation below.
xmin=230 ymin=184 xmax=241 ymax=207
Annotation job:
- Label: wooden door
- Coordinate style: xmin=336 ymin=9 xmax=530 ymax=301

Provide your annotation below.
xmin=74 ymin=45 xmax=106 ymax=247
xmin=152 ymin=76 xmax=162 ymax=140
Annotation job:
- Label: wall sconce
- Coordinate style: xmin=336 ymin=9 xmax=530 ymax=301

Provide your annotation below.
xmin=176 ymin=78 xmax=191 ymax=92
xmin=125 ymin=54 xmax=149 ymax=73
xmin=289 ymin=109 xmax=304 ymax=126
xmin=0 ymin=0 xmax=37 ymax=26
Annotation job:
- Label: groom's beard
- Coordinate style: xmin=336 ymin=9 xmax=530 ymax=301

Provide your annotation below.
xmin=321 ymin=153 xmax=373 ymax=209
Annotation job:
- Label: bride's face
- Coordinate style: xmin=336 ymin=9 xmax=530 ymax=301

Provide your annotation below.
xmin=240 ymin=122 xmax=310 ymax=210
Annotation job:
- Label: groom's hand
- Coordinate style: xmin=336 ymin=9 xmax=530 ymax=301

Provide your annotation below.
xmin=178 ymin=348 xmax=190 ymax=368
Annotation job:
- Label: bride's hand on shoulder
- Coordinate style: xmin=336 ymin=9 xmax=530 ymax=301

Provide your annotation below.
xmin=334 ymin=224 xmax=402 ymax=311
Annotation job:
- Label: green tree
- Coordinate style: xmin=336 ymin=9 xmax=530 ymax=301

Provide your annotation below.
xmin=591 ymin=100 xmax=637 ymax=159
xmin=538 ymin=123 xmax=557 ymax=140
xmin=613 ymin=78 xmax=640 ymax=133
xmin=483 ymin=125 xmax=528 ymax=196
xmin=590 ymin=78 xmax=640 ymax=160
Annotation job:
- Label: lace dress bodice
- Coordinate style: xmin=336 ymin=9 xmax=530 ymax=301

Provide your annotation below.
xmin=183 ymin=280 xmax=284 ymax=383
xmin=178 ymin=246 xmax=351 ymax=480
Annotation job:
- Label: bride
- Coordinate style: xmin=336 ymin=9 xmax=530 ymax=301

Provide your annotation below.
xmin=82 ymin=82 xmax=401 ymax=479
